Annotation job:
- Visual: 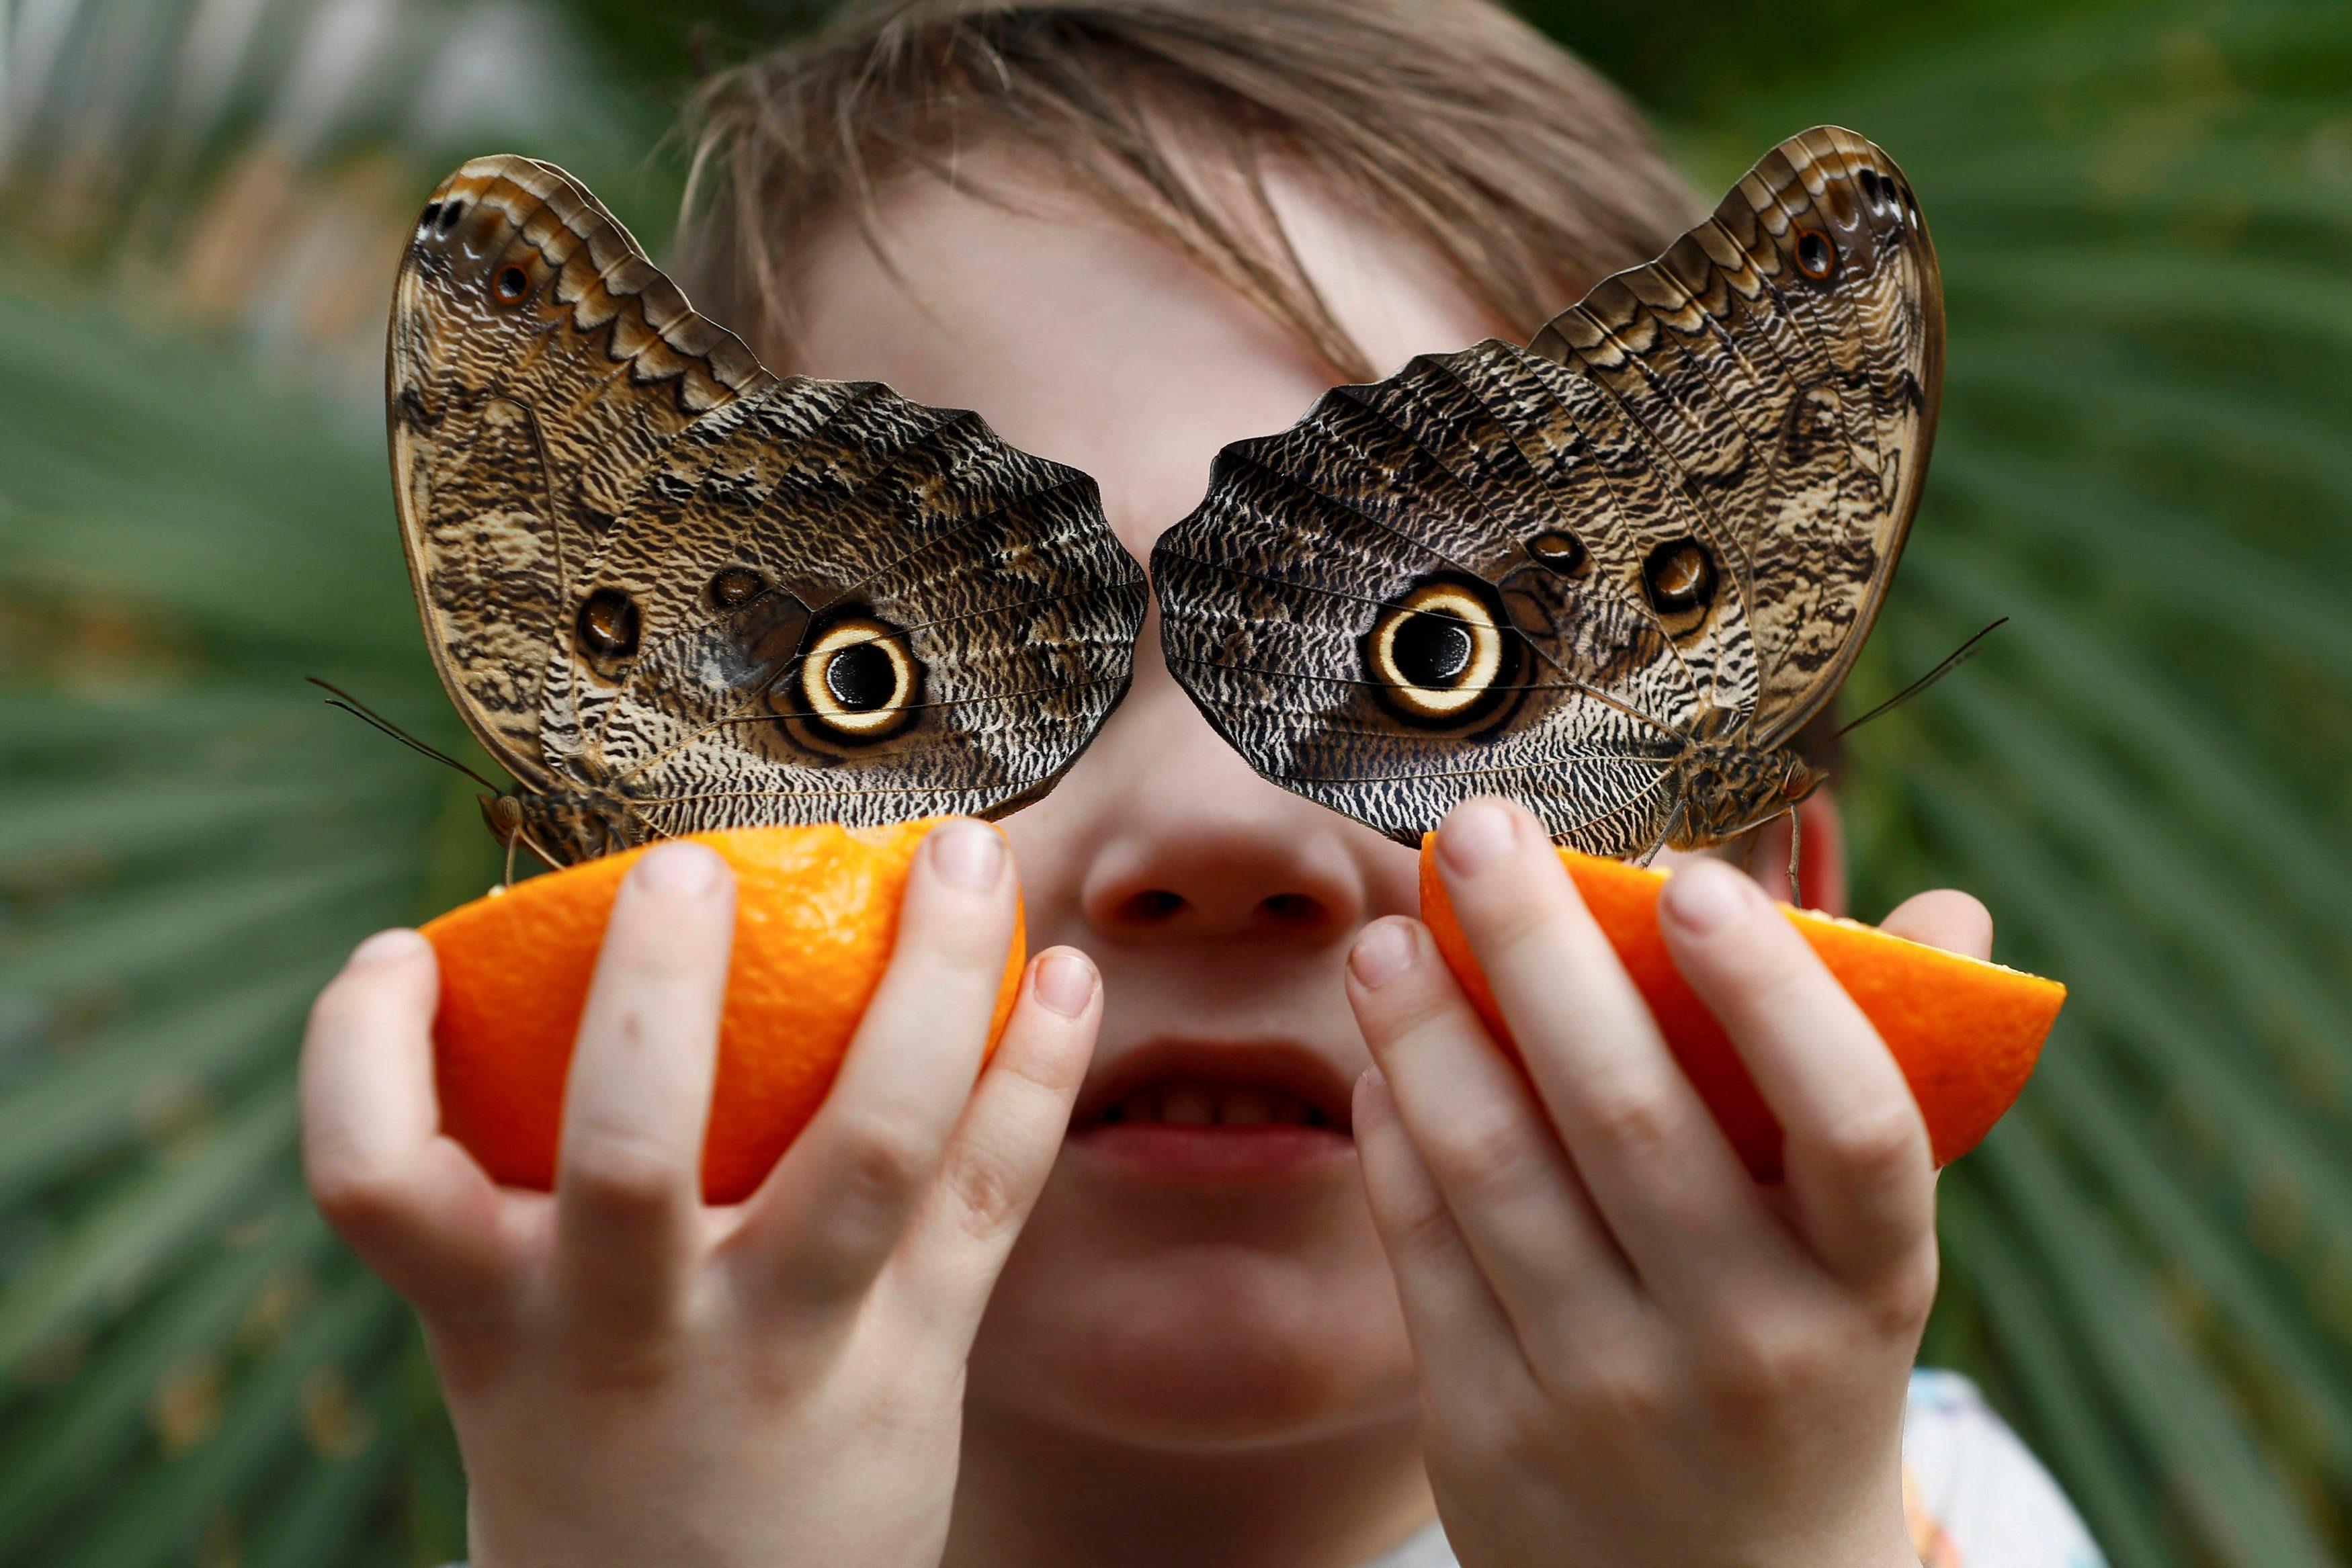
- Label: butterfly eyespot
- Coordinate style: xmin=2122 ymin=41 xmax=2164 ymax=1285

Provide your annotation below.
xmin=1363 ymin=580 xmax=1517 ymax=728
xmin=1642 ymin=539 xmax=1718 ymax=619
xmin=1394 ymin=615 xmax=1473 ymax=686
xmin=575 ymin=586 xmax=640 ymax=663
xmin=1794 ymin=228 xmax=1837 ymax=280
xmin=492 ymin=265 xmax=532 ymax=305
xmin=708 ymin=566 xmax=767 ymax=609
xmin=797 ymin=615 xmax=919 ymax=742
xmin=417 ymin=202 xmax=442 ymax=235
xmin=435 ymin=201 xmax=465 ymax=236
xmin=1527 ymin=529 xmax=1589 ymax=576
xmin=827 ymin=643 xmax=894 ymax=709
xmin=1857 ymin=167 xmax=1884 ymax=207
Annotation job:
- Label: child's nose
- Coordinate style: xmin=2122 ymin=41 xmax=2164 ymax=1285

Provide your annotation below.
xmin=1078 ymin=793 xmax=1368 ymax=944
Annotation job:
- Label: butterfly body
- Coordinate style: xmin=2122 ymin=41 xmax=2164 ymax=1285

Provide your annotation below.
xmin=478 ymin=781 xmax=634 ymax=868
xmin=1154 ymin=126 xmax=1941 ymax=858
xmin=1659 ymin=740 xmax=1822 ymax=851
xmin=390 ymin=157 xmax=1145 ymax=868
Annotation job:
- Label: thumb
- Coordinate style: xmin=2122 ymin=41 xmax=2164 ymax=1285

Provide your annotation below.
xmin=1880 ymin=888 xmax=1993 ymax=962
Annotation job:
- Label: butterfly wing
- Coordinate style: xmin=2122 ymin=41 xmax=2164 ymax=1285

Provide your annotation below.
xmin=392 ymin=157 xmax=1146 ymax=835
xmin=1529 ymin=124 xmax=1943 ymax=747
xmin=388 ymin=155 xmax=770 ymax=787
xmin=1153 ymin=126 xmax=1941 ymax=851
xmin=542 ymin=380 xmax=1146 ymax=832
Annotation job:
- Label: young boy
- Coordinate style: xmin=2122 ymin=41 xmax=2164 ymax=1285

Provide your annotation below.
xmin=300 ymin=2 xmax=2107 ymax=1563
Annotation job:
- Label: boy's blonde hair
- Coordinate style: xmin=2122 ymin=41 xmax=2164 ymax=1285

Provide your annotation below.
xmin=678 ymin=0 xmax=1701 ymax=381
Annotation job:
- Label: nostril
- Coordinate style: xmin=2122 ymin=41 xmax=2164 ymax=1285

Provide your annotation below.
xmin=1259 ymin=893 xmax=1323 ymax=928
xmin=1120 ymin=889 xmax=1187 ymax=924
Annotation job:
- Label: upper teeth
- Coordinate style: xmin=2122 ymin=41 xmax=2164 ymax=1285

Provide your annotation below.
xmin=1108 ymin=1083 xmax=1324 ymax=1127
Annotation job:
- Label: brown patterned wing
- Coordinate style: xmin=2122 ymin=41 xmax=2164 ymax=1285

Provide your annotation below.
xmin=1529 ymin=124 xmax=1943 ymax=745
xmin=391 ymin=157 xmax=1146 ymax=838
xmin=388 ymin=155 xmax=769 ymax=785
xmin=539 ymin=380 xmax=1147 ymax=832
xmin=1152 ymin=126 xmax=1941 ymax=851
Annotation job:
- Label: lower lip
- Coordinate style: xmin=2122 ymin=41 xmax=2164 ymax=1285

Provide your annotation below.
xmin=1066 ymin=1121 xmax=1356 ymax=1184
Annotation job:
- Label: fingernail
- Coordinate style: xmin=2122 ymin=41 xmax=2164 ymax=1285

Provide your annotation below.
xmin=1661 ymin=859 xmax=1753 ymax=934
xmin=634 ymin=840 xmax=724 ymax=896
xmin=1034 ymin=951 xmax=1096 ymax=1017
xmin=931 ymin=819 xmax=1005 ymax=891
xmin=348 ymin=928 xmax=427 ymax=966
xmin=1349 ymin=918 xmax=1419 ymax=990
xmin=1436 ymin=800 xmax=1517 ymax=877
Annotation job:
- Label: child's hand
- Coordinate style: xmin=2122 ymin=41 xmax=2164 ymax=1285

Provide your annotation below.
xmin=1345 ymin=799 xmax=1977 ymax=1568
xmin=300 ymin=824 xmax=1099 ymax=1568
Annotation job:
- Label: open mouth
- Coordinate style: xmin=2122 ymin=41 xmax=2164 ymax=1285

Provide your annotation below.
xmin=1066 ymin=1041 xmax=1357 ymax=1181
xmin=1092 ymin=1082 xmax=1341 ymax=1130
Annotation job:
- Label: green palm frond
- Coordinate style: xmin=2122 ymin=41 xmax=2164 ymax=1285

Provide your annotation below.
xmin=1650 ymin=4 xmax=2352 ymax=1561
xmin=0 ymin=3 xmax=651 ymax=1559
xmin=2 ymin=0 xmax=2347 ymax=1563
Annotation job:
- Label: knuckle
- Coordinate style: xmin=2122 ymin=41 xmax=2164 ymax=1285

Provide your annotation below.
xmin=601 ymin=939 xmax=716 ymax=994
xmin=1866 ymin=1245 xmax=1941 ymax=1337
xmin=833 ymin=1113 xmax=938 ymax=1205
xmin=560 ymin=1330 xmax=682 ymax=1394
xmin=1581 ymin=1080 xmax=1681 ymax=1163
xmin=1482 ymin=901 xmax=1581 ymax=972
xmin=903 ymin=893 xmax=1015 ymax=975
xmin=1366 ymin=987 xmax=1461 ymax=1055
xmin=936 ymin=1138 xmax=1025 ymax=1242
xmin=1435 ymin=1113 xmax=1542 ymax=1207
xmin=1738 ymin=956 xmax=1815 ymax=1019
xmin=562 ymin=1133 xmax=688 ymax=1219
xmin=1564 ymin=1353 xmax=1669 ymax=1432
xmin=1494 ymin=1387 xmax=1572 ymax=1463
xmin=306 ymin=1162 xmax=409 ymax=1238
xmin=1702 ymin=1319 xmax=1829 ymax=1417
xmin=1389 ymin=1188 xmax=1464 ymax=1263
xmin=856 ymin=1371 xmax=946 ymax=1440
xmin=1818 ymin=1102 xmax=1929 ymax=1183
xmin=926 ymin=922 xmax=1010 ymax=977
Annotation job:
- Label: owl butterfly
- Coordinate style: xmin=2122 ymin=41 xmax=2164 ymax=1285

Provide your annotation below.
xmin=1153 ymin=126 xmax=1943 ymax=860
xmin=388 ymin=156 xmax=1145 ymax=869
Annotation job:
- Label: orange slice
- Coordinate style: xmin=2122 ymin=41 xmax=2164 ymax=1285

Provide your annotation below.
xmin=1419 ymin=838 xmax=2061 ymax=1176
xmin=423 ymin=821 xmax=1023 ymax=1204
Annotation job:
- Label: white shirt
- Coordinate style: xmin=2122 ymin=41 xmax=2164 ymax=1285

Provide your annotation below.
xmin=1359 ymin=1369 xmax=2107 ymax=1568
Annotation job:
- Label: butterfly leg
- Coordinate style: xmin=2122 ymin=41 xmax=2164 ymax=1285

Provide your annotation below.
xmin=1635 ymin=808 xmax=1680 ymax=869
xmin=1786 ymin=807 xmax=1803 ymax=909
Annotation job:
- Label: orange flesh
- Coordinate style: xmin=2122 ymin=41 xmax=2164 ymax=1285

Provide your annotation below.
xmin=1417 ymin=838 xmax=2062 ymax=1177
xmin=423 ymin=821 xmax=1023 ymax=1204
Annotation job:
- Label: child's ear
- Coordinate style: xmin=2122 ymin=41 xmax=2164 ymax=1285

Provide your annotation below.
xmin=1742 ymin=787 xmax=1847 ymax=916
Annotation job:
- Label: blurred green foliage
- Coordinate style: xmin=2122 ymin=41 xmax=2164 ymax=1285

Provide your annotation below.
xmin=1 ymin=0 xmax=2347 ymax=1563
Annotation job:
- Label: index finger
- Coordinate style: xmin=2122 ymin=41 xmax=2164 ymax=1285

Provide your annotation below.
xmin=1431 ymin=799 xmax=1788 ymax=1299
xmin=1656 ymin=859 xmax=1936 ymax=1289
xmin=724 ymin=819 xmax=1020 ymax=1307
xmin=554 ymin=842 xmax=739 ymax=1331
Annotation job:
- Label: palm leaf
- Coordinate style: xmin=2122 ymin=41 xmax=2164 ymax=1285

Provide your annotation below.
xmin=2 ymin=0 xmax=2347 ymax=1563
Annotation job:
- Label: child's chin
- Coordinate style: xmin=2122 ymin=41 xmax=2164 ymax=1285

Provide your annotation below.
xmin=967 ymin=1225 xmax=1418 ymax=1448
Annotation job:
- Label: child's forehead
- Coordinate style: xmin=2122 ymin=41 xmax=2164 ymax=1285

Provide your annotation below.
xmin=780 ymin=149 xmax=1503 ymax=553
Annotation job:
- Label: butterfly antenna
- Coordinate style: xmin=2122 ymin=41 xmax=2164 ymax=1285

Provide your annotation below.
xmin=1830 ymin=619 xmax=2009 ymax=742
xmin=308 ymin=677 xmax=505 ymax=794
